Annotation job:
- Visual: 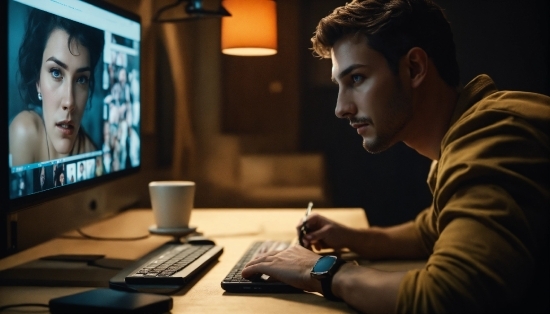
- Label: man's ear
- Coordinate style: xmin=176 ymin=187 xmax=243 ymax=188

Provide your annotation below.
xmin=406 ymin=47 xmax=428 ymax=88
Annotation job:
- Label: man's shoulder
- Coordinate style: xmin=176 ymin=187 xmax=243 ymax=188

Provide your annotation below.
xmin=471 ymin=89 xmax=550 ymax=120
xmin=446 ymin=87 xmax=550 ymax=147
xmin=439 ymin=81 xmax=550 ymax=178
xmin=453 ymin=75 xmax=550 ymax=126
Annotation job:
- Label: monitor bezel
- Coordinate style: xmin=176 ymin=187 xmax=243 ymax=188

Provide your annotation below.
xmin=2 ymin=0 xmax=143 ymax=257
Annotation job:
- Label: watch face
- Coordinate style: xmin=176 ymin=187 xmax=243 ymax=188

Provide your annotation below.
xmin=311 ymin=256 xmax=337 ymax=278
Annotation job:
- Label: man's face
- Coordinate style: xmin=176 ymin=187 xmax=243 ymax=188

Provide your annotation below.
xmin=331 ymin=36 xmax=413 ymax=153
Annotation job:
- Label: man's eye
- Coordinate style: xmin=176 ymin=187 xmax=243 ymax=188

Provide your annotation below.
xmin=351 ymin=75 xmax=363 ymax=83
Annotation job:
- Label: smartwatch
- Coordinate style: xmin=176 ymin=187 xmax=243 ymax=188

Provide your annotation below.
xmin=310 ymin=255 xmax=346 ymax=301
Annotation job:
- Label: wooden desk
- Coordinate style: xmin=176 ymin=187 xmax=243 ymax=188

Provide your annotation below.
xmin=0 ymin=208 xmax=424 ymax=313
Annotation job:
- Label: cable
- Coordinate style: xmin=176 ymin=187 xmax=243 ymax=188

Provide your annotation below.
xmin=77 ymin=228 xmax=150 ymax=241
xmin=0 ymin=303 xmax=48 ymax=312
xmin=59 ymin=228 xmax=150 ymax=241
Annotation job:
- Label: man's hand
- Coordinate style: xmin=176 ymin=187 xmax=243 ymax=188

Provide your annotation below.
xmin=297 ymin=213 xmax=354 ymax=251
xmin=241 ymin=245 xmax=323 ymax=293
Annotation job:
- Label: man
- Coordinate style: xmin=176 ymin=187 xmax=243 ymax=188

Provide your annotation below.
xmin=242 ymin=0 xmax=549 ymax=312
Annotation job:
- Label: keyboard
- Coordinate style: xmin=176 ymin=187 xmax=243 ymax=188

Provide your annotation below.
xmin=221 ymin=241 xmax=302 ymax=293
xmin=109 ymin=242 xmax=223 ymax=292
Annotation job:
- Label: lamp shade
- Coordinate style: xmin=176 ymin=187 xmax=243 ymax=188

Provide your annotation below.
xmin=222 ymin=0 xmax=277 ymax=56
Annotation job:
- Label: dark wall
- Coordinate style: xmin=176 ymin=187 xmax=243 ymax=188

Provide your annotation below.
xmin=438 ymin=0 xmax=549 ymax=95
xmin=299 ymin=0 xmax=549 ymax=226
xmin=221 ymin=1 xmax=301 ymax=152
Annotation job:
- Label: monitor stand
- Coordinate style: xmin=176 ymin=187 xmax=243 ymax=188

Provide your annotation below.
xmin=0 ymin=254 xmax=133 ymax=287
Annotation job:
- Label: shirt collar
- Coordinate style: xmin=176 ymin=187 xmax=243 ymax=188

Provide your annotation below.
xmin=449 ymin=74 xmax=499 ymax=127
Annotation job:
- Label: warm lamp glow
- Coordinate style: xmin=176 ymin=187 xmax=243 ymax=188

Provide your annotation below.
xmin=222 ymin=0 xmax=277 ymax=56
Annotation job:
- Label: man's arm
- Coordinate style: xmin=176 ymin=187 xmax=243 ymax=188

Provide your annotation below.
xmin=329 ymin=221 xmax=429 ymax=312
xmin=349 ymin=221 xmax=430 ymax=260
xmin=302 ymin=213 xmax=430 ymax=260
xmin=332 ymin=262 xmax=407 ymax=313
xmin=242 ymin=241 xmax=411 ymax=313
xmin=243 ymin=215 xmax=430 ymax=313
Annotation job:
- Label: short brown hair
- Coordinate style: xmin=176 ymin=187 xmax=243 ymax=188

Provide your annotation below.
xmin=312 ymin=0 xmax=460 ymax=87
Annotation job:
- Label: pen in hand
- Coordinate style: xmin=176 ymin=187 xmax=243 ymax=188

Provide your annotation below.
xmin=299 ymin=202 xmax=313 ymax=247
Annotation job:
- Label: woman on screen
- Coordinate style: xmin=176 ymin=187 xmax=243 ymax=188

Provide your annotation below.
xmin=9 ymin=9 xmax=104 ymax=166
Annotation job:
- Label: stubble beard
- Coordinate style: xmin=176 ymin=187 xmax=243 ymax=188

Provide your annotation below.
xmin=362 ymin=80 xmax=412 ymax=154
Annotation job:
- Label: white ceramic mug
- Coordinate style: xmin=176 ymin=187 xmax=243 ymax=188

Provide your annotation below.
xmin=149 ymin=181 xmax=195 ymax=229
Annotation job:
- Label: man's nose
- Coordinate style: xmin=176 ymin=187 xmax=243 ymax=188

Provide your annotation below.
xmin=335 ymin=91 xmax=357 ymax=119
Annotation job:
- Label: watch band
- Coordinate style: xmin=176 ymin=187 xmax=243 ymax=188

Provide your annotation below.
xmin=320 ymin=258 xmax=346 ymax=301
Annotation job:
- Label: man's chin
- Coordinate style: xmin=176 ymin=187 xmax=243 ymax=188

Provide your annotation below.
xmin=362 ymin=137 xmax=393 ymax=154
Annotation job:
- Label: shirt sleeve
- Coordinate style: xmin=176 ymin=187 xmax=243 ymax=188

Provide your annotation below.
xmin=396 ymin=104 xmax=548 ymax=312
xmin=412 ymin=207 xmax=438 ymax=256
xmin=398 ymin=184 xmax=536 ymax=312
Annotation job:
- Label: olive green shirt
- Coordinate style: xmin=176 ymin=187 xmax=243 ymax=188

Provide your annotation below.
xmin=397 ymin=75 xmax=550 ymax=312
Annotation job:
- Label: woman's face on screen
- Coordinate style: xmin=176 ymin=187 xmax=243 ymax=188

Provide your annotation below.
xmin=36 ymin=28 xmax=91 ymax=156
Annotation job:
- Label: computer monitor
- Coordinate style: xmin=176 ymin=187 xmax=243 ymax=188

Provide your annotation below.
xmin=1 ymin=0 xmax=142 ymax=257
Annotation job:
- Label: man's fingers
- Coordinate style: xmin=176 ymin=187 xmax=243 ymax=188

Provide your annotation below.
xmin=242 ymin=254 xmax=271 ymax=277
xmin=305 ymin=224 xmax=331 ymax=242
xmin=241 ymin=263 xmax=262 ymax=278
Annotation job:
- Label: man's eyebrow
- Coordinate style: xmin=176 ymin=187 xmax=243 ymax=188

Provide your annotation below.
xmin=46 ymin=56 xmax=91 ymax=73
xmin=331 ymin=64 xmax=367 ymax=83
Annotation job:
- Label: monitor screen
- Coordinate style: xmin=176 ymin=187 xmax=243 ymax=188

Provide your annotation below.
xmin=2 ymin=0 xmax=142 ymax=256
